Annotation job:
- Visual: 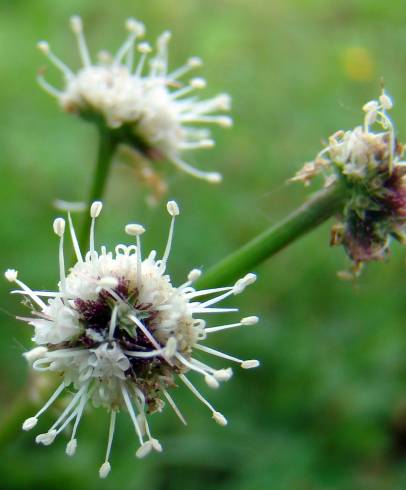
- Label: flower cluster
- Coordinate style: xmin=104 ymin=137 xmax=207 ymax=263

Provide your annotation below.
xmin=292 ymin=91 xmax=406 ymax=276
xmin=37 ymin=16 xmax=232 ymax=183
xmin=6 ymin=201 xmax=259 ymax=478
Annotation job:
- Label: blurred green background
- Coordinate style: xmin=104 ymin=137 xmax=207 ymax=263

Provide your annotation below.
xmin=1 ymin=0 xmax=406 ymax=488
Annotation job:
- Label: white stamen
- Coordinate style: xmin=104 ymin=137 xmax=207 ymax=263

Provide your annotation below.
xmin=128 ymin=316 xmax=154 ymax=346
xmin=70 ymin=16 xmax=91 ymax=67
xmin=99 ymin=410 xmax=117 ymax=478
xmin=241 ymin=360 xmax=260 ymax=369
xmin=53 ymin=218 xmax=65 ymax=237
xmin=136 ymin=441 xmax=152 ymax=458
xmin=162 ymin=389 xmax=187 ymax=425
xmin=161 ymin=204 xmax=178 ymax=268
xmin=241 ymin=316 xmax=259 ymax=325
xmin=193 ymin=343 xmax=243 ymax=364
xmin=26 ymin=382 xmax=66 ymax=425
xmin=37 ymin=41 xmax=74 ymax=80
xmin=89 ymin=202 xmax=102 ymax=254
xmin=126 ymin=18 xmax=145 ymax=36
xmin=214 ymin=368 xmax=233 ymax=381
xmin=179 ymin=374 xmax=220 ymax=417
xmin=66 ymin=439 xmax=77 ymax=456
xmin=188 ymin=269 xmax=202 ymax=282
xmin=190 ymin=77 xmax=207 ymax=89
xmin=68 ymin=213 xmax=83 ymax=263
xmin=54 ymin=219 xmax=66 ymax=294
xmin=138 ymin=42 xmax=151 ymax=54
xmin=212 ymin=411 xmax=228 ymax=426
xmin=121 ymin=384 xmax=144 ymax=443
xmin=23 ymin=347 xmax=48 ymax=364
xmin=49 ymin=384 xmax=88 ymax=433
xmin=22 ymin=417 xmax=38 ymax=431
xmin=11 ymin=278 xmax=47 ymax=309
xmin=125 ymin=224 xmax=145 ymax=236
xmin=380 ymin=92 xmax=393 ymax=110
xmin=36 ymin=429 xmax=57 ymax=446
xmin=90 ymin=201 xmax=103 ymax=218
xmin=167 ymin=200 xmax=180 ymax=217
xmin=363 ymin=100 xmax=379 ymax=113
xmin=99 ymin=462 xmax=111 ymax=479
xmin=109 ymin=305 xmax=119 ymax=340
xmin=37 ymin=75 xmax=63 ymax=98
xmin=150 ymin=438 xmax=162 ymax=452
xmin=233 ymin=273 xmax=257 ymax=294
xmin=5 ymin=269 xmax=17 ymax=282
xmin=171 ymin=157 xmax=222 ymax=183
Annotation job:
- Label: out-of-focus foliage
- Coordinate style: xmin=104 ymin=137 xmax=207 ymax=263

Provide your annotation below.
xmin=1 ymin=1 xmax=406 ymax=489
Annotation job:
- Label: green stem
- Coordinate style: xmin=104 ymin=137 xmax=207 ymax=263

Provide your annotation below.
xmin=196 ymin=182 xmax=348 ymax=290
xmin=78 ymin=124 xmax=118 ymax=253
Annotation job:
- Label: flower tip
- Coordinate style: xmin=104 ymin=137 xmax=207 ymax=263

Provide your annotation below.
xmin=70 ymin=15 xmax=83 ymax=33
xmin=136 ymin=441 xmax=153 ymax=459
xmin=167 ymin=200 xmax=180 ymax=217
xmin=241 ymin=316 xmax=259 ymax=326
xmin=66 ymin=439 xmax=77 ymax=456
xmin=214 ymin=368 xmax=233 ymax=381
xmin=187 ymin=268 xmax=202 ymax=282
xmin=5 ymin=269 xmax=18 ymax=282
xmin=212 ymin=411 xmax=227 ymax=426
xmin=216 ymin=93 xmax=232 ymax=111
xmin=53 ymin=218 xmax=66 ymax=237
xmin=362 ymin=100 xmax=378 ymax=113
xmin=217 ymin=116 xmax=233 ymax=128
xmin=125 ymin=223 xmax=146 ymax=236
xmin=159 ymin=30 xmax=172 ymax=44
xmin=151 ymin=438 xmax=163 ymax=452
xmin=90 ymin=201 xmax=103 ymax=218
xmin=126 ymin=18 xmax=145 ymax=37
xmin=138 ymin=42 xmax=152 ymax=54
xmin=99 ymin=461 xmax=111 ymax=479
xmin=36 ymin=430 xmax=57 ymax=446
xmin=22 ymin=417 xmax=38 ymax=431
xmin=37 ymin=41 xmax=50 ymax=54
xmin=23 ymin=346 xmax=48 ymax=364
xmin=233 ymin=273 xmax=257 ymax=295
xmin=187 ymin=56 xmax=203 ymax=68
xmin=241 ymin=359 xmax=260 ymax=369
xmin=379 ymin=92 xmax=393 ymax=110
xmin=190 ymin=77 xmax=207 ymax=89
xmin=206 ymin=172 xmax=222 ymax=184
xmin=204 ymin=374 xmax=220 ymax=389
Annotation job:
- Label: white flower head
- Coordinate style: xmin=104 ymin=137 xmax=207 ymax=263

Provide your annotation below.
xmin=292 ymin=89 xmax=400 ymax=186
xmin=291 ymin=90 xmax=406 ymax=274
xmin=37 ymin=15 xmax=232 ymax=183
xmin=7 ymin=201 xmax=259 ymax=478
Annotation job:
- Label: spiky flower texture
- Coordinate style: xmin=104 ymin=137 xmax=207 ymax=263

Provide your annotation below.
xmin=37 ymin=16 xmax=232 ymax=183
xmin=6 ymin=202 xmax=259 ymax=478
xmin=292 ymin=91 xmax=406 ymax=277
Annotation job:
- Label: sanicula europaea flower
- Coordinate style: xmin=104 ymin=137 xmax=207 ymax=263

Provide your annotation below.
xmin=292 ymin=90 xmax=406 ymax=277
xmin=5 ymin=201 xmax=259 ymax=478
xmin=37 ymin=16 xmax=232 ymax=183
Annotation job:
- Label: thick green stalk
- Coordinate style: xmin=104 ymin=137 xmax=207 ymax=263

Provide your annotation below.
xmin=196 ymin=182 xmax=347 ymax=289
xmin=78 ymin=124 xmax=118 ymax=253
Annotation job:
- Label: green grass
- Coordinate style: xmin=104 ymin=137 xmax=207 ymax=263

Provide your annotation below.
xmin=1 ymin=1 xmax=406 ymax=489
